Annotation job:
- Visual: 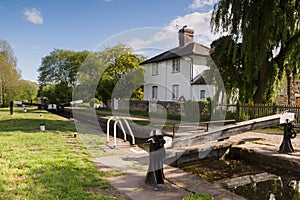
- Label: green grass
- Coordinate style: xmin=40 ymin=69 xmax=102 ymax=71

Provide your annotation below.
xmin=182 ymin=193 xmax=215 ymax=200
xmin=0 ymin=108 xmax=124 ymax=200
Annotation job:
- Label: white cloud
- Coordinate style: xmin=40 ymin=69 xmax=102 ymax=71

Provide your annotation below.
xmin=23 ymin=8 xmax=43 ymax=25
xmin=165 ymin=10 xmax=223 ymax=47
xmin=188 ymin=0 xmax=219 ymax=10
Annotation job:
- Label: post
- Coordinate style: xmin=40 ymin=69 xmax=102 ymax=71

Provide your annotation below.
xmin=10 ymin=101 xmax=13 ymax=115
xmin=279 ymin=120 xmax=296 ymax=154
xmin=286 ymin=63 xmax=291 ymax=105
xmin=145 ymin=130 xmax=166 ymax=185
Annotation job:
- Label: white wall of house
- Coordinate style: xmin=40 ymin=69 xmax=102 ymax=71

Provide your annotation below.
xmin=143 ymin=56 xmax=214 ymax=102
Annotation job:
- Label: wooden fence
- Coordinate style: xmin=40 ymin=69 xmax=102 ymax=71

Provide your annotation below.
xmin=224 ymin=104 xmax=300 ymax=123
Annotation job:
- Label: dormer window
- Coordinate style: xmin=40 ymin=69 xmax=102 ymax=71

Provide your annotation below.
xmin=152 ymin=63 xmax=158 ymax=75
xmin=172 ymin=58 xmax=180 ymax=73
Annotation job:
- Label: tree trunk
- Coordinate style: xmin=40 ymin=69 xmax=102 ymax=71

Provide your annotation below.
xmin=253 ymin=59 xmax=270 ymax=103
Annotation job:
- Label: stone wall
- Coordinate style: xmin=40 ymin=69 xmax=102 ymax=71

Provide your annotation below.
xmin=107 ymin=99 xmax=211 ymax=118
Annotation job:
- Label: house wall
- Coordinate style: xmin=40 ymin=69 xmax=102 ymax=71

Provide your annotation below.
xmin=143 ymin=56 xmax=213 ymax=102
xmin=191 ymin=85 xmax=215 ymax=101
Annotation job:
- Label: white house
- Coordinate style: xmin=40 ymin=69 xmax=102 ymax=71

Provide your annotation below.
xmin=141 ymin=26 xmax=214 ymax=102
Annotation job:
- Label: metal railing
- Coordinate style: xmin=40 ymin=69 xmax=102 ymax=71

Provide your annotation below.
xmin=106 ymin=116 xmax=135 ymax=148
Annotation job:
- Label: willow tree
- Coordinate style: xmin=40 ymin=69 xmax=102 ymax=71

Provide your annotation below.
xmin=211 ymin=0 xmax=300 ymax=103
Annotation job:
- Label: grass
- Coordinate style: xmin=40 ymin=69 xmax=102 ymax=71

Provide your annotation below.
xmin=0 ymin=107 xmax=125 ymax=200
xmin=182 ymin=193 xmax=215 ymax=200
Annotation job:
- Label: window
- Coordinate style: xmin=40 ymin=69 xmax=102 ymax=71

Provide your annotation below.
xmin=172 ymin=58 xmax=180 ymax=72
xmin=200 ymin=90 xmax=206 ymax=100
xmin=152 ymin=86 xmax=158 ymax=100
xmin=152 ymin=63 xmax=158 ymax=75
xmin=172 ymin=85 xmax=179 ymax=100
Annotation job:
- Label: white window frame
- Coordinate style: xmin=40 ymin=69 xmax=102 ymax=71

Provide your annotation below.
xmin=152 ymin=63 xmax=158 ymax=76
xmin=152 ymin=86 xmax=158 ymax=100
xmin=172 ymin=85 xmax=179 ymax=100
xmin=172 ymin=58 xmax=180 ymax=73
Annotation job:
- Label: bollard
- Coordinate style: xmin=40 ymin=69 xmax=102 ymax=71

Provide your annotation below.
xmin=40 ymin=123 xmax=45 ymax=132
xmin=279 ymin=121 xmax=297 ymax=154
xmin=145 ymin=130 xmax=166 ymax=185
xmin=10 ymin=101 xmax=13 ymax=115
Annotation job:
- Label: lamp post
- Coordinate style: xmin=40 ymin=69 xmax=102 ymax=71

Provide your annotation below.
xmin=286 ymin=63 xmax=291 ymax=105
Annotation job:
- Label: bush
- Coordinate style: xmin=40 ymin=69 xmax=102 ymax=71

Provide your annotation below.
xmin=89 ymin=98 xmax=101 ymax=108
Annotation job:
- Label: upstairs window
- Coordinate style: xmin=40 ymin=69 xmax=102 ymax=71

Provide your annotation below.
xmin=172 ymin=58 xmax=180 ymax=73
xmin=152 ymin=63 xmax=158 ymax=75
xmin=172 ymin=85 xmax=179 ymax=100
xmin=200 ymin=90 xmax=206 ymax=100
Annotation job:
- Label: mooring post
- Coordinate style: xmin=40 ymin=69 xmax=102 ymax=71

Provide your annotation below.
xmin=10 ymin=101 xmax=13 ymax=115
xmin=279 ymin=120 xmax=297 ymax=154
xmin=145 ymin=130 xmax=166 ymax=185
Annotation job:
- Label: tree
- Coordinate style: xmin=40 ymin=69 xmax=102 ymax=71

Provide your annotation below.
xmin=210 ymin=36 xmax=245 ymax=102
xmin=95 ymin=44 xmax=145 ymax=105
xmin=211 ymin=0 xmax=300 ymax=103
xmin=0 ymin=39 xmax=20 ymax=106
xmin=38 ymin=49 xmax=89 ymax=87
xmin=38 ymin=49 xmax=89 ymax=103
xmin=17 ymin=80 xmax=39 ymax=101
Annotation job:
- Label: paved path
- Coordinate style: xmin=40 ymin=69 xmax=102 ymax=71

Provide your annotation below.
xmin=92 ymin=135 xmax=246 ymax=200
xmin=74 ymin=110 xmax=300 ymax=200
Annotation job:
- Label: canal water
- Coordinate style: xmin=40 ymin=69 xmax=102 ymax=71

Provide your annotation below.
xmin=181 ymin=156 xmax=300 ymax=200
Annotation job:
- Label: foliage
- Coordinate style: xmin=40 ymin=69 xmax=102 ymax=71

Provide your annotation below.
xmin=183 ymin=100 xmax=211 ymax=122
xmin=38 ymin=49 xmax=89 ymax=104
xmin=89 ymin=97 xmax=102 ymax=108
xmin=211 ymin=0 xmax=300 ymax=103
xmin=210 ymin=36 xmax=244 ymax=103
xmin=182 ymin=193 xmax=215 ymax=200
xmin=96 ymin=44 xmax=146 ymax=104
xmin=17 ymin=80 xmax=39 ymax=101
xmin=0 ymin=39 xmax=21 ymax=106
xmin=38 ymin=49 xmax=89 ymax=86
xmin=0 ymin=108 xmax=123 ymax=199
xmin=75 ymin=44 xmax=145 ymax=105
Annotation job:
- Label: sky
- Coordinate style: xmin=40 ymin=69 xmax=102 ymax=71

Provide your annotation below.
xmin=0 ymin=0 xmax=221 ymax=82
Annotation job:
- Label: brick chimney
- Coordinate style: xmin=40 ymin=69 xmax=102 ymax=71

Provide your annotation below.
xmin=178 ymin=25 xmax=194 ymax=47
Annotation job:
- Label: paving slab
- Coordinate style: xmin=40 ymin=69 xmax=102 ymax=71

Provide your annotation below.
xmin=94 ymin=138 xmax=246 ymax=200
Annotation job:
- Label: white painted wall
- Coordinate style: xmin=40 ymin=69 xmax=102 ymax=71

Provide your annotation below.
xmin=143 ymin=55 xmax=214 ymax=102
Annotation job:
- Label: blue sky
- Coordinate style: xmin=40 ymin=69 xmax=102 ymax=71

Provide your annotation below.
xmin=0 ymin=0 xmax=220 ymax=82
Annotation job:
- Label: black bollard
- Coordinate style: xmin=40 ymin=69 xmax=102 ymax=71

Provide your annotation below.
xmin=145 ymin=130 xmax=166 ymax=185
xmin=279 ymin=121 xmax=297 ymax=154
xmin=10 ymin=101 xmax=13 ymax=115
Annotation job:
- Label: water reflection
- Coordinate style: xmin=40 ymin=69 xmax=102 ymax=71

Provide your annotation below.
xmin=230 ymin=177 xmax=300 ymax=200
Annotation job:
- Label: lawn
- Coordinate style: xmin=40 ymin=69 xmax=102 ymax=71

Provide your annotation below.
xmin=0 ymin=107 xmax=126 ymax=200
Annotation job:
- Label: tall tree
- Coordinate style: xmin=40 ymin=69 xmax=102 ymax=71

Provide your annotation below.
xmin=0 ymin=39 xmax=20 ymax=106
xmin=38 ymin=49 xmax=89 ymax=87
xmin=17 ymin=80 xmax=39 ymax=101
xmin=210 ymin=36 xmax=245 ymax=102
xmin=95 ymin=44 xmax=145 ymax=105
xmin=211 ymin=0 xmax=300 ymax=103
xmin=38 ymin=49 xmax=89 ymax=103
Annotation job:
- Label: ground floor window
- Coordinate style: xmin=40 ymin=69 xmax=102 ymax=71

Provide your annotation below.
xmin=152 ymin=86 xmax=158 ymax=100
xmin=172 ymin=85 xmax=179 ymax=100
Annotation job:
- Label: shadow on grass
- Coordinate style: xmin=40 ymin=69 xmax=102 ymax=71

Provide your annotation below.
xmin=0 ymin=118 xmax=76 ymax=133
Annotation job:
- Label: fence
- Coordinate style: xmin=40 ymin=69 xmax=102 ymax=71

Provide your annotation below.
xmin=107 ymin=99 xmax=300 ymax=123
xmin=225 ymin=104 xmax=300 ymax=123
